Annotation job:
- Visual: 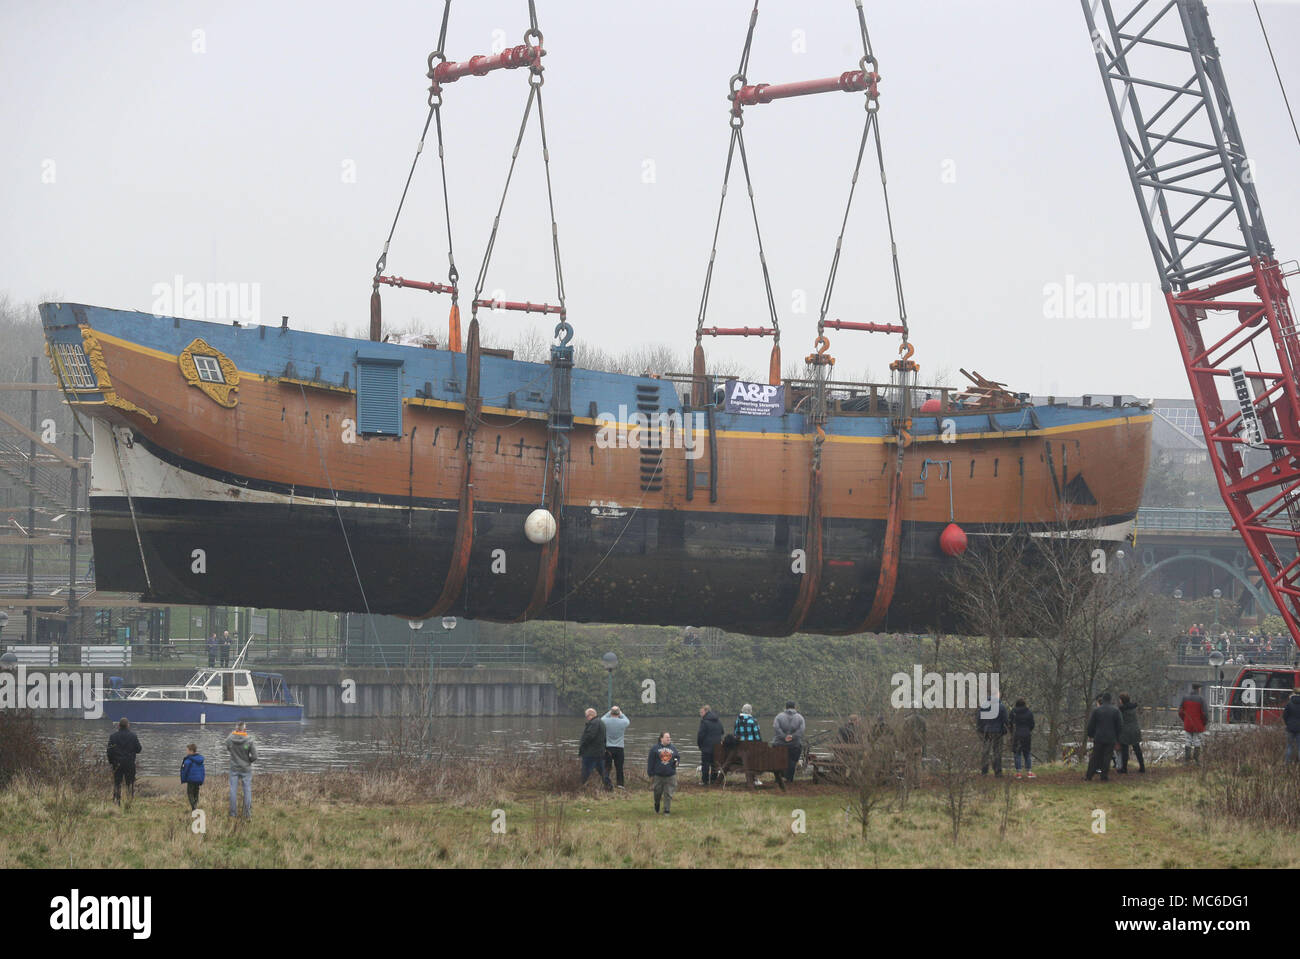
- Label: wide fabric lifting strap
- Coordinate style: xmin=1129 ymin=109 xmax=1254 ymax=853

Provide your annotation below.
xmin=783 ymin=443 xmax=824 ymax=634
xmin=860 ymin=450 xmax=904 ymax=632
xmin=419 ymin=317 xmax=481 ymax=618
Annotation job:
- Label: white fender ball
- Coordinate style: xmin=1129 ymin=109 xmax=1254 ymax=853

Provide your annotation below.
xmin=525 ymin=508 xmax=557 ymax=544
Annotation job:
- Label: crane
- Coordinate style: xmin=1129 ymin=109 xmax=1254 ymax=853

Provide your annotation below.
xmin=1083 ymin=0 xmax=1300 ymax=643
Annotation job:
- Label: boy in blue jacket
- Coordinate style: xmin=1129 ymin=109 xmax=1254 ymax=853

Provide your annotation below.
xmin=180 ymin=743 xmax=205 ymax=811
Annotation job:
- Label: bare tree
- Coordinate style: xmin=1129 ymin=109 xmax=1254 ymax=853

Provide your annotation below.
xmin=1018 ymin=516 xmax=1109 ymax=758
xmin=927 ymin=711 xmax=982 ymax=844
xmin=1068 ymin=557 xmax=1151 ymax=719
xmin=947 ymin=525 xmax=1032 ymax=674
xmin=830 ymin=664 xmax=898 ymax=838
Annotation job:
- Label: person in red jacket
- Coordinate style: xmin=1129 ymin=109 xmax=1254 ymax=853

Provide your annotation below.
xmin=1178 ymin=683 xmax=1208 ymax=764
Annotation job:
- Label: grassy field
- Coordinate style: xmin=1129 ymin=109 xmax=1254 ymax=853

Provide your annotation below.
xmin=2 ymin=761 xmax=1297 ymax=869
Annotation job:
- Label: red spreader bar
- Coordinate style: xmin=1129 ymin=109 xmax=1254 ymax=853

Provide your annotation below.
xmin=472 ymin=298 xmax=564 ymax=316
xmin=377 ymin=275 xmax=456 ymax=296
xmin=822 ymin=320 xmax=905 ymax=334
xmin=732 ymin=69 xmax=879 ymax=116
xmin=430 ymin=45 xmax=545 ymax=86
xmin=699 ymin=327 xmax=776 ymax=337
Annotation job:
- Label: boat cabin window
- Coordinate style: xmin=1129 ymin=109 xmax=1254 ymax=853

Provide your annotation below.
xmin=193 ymin=355 xmax=225 ymax=384
xmin=233 ymin=673 xmax=251 ymax=687
xmin=356 ymin=356 xmax=404 ymax=436
xmin=206 ymin=674 xmax=222 ymax=688
xmin=188 ymin=690 xmax=206 ymax=701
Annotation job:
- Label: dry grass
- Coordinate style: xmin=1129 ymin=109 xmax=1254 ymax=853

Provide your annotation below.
xmin=4 ymin=748 xmax=1300 ymax=868
xmin=1201 ymin=725 xmax=1300 ymax=829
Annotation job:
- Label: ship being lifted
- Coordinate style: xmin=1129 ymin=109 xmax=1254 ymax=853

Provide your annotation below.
xmin=39 ymin=1 xmax=1150 ymax=636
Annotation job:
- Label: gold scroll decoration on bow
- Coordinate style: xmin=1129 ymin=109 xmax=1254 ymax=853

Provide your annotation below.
xmin=178 ymin=338 xmax=240 ymax=408
xmin=78 ymin=328 xmax=159 ymax=424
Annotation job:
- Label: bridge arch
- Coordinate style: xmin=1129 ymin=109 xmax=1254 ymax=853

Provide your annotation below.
xmin=1140 ymin=554 xmax=1274 ymax=615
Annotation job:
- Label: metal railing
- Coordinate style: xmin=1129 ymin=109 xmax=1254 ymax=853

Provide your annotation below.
xmin=1136 ymin=507 xmax=1234 ymax=531
xmin=1174 ymin=643 xmax=1296 ymax=666
xmin=341 ymin=643 xmax=532 ymax=668
xmin=1207 ymin=684 xmax=1293 ymax=725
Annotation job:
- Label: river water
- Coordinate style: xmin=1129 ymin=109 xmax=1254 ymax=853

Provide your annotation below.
xmin=40 ymin=715 xmax=842 ymax=777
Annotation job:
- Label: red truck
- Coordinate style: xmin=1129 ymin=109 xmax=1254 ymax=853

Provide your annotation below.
xmin=1222 ymin=666 xmax=1299 ymax=726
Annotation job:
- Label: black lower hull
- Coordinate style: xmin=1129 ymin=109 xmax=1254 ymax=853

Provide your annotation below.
xmin=91 ymin=497 xmax=1132 ymax=635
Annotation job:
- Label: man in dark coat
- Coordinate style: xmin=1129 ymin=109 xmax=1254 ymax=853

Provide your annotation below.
xmin=1085 ymin=692 xmax=1123 ymax=782
xmin=107 ymin=717 xmax=142 ymax=804
xmin=1010 ymin=699 xmax=1035 ymax=779
xmin=219 ymin=629 xmax=232 ymax=668
xmin=976 ymin=696 xmax=1009 ymax=776
xmin=578 ymin=707 xmax=611 ymax=790
xmin=1283 ymin=689 xmax=1300 ymax=764
xmin=696 ymin=705 xmax=724 ymax=786
xmin=1116 ymin=693 xmax=1144 ymax=773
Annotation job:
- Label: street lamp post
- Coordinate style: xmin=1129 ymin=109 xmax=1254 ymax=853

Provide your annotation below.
xmin=1208 ymin=649 xmax=1226 ymax=724
xmin=1173 ymin=588 xmax=1183 ymax=662
xmin=601 ymin=652 xmax=618 ymax=711
xmin=1213 ymin=587 xmax=1222 ymax=631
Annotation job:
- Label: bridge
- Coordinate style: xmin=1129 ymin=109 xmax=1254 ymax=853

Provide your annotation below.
xmin=1133 ymin=507 xmax=1282 ymax=617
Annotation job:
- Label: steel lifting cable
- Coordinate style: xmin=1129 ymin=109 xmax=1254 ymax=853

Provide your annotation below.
xmin=695 ymin=0 xmax=781 ymax=347
xmin=429 ymin=2 xmax=460 ymax=301
xmin=371 ymin=2 xmax=459 ymax=308
xmin=472 ymin=0 xmax=570 ymax=340
xmin=818 ymin=0 xmax=907 ymax=348
xmin=110 ymin=431 xmax=153 ymax=594
xmin=1254 ymin=0 xmax=1300 ymax=154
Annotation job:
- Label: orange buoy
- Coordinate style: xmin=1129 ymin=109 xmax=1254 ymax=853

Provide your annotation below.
xmin=920 ymin=397 xmax=941 ymax=413
xmin=939 ymin=522 xmax=967 ymax=557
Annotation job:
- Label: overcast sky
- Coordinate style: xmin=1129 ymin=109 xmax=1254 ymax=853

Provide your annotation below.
xmin=3 ymin=0 xmax=1299 ymax=399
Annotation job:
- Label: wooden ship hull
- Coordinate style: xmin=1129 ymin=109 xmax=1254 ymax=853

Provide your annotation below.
xmin=40 ymin=303 xmax=1151 ymax=635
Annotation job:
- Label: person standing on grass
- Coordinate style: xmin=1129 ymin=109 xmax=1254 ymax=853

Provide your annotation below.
xmin=225 ymin=721 xmax=257 ymax=819
xmin=579 ymin=707 xmax=612 ymax=790
xmin=976 ymin=695 xmax=1009 ymax=777
xmin=601 ymin=706 xmax=630 ymax=789
xmin=1283 ymin=689 xmax=1300 ymax=764
xmin=180 ymin=743 xmax=205 ymax=810
xmin=773 ymin=700 xmax=805 ymax=782
xmin=107 ymin=717 xmax=142 ymax=805
xmin=1178 ymin=683 xmax=1208 ymax=765
xmin=696 ymin=705 xmax=724 ymax=786
xmin=1116 ymin=693 xmax=1145 ymax=774
xmin=647 ymin=731 xmax=680 ymax=814
xmin=1084 ymin=692 xmax=1122 ymax=782
xmin=1010 ymin=698 xmax=1035 ymax=780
